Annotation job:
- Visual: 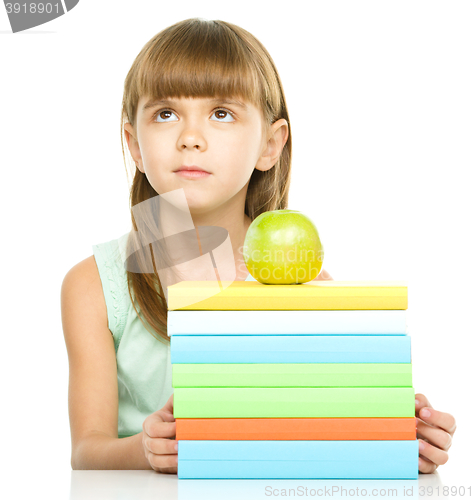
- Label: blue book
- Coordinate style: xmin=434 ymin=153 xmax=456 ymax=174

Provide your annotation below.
xmin=177 ymin=440 xmax=419 ymax=479
xmin=168 ymin=310 xmax=407 ymax=335
xmin=170 ymin=335 xmax=411 ymax=363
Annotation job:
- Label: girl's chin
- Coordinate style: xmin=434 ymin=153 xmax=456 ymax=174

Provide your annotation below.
xmin=177 ymin=189 xmax=215 ymax=209
xmin=155 ymin=183 xmax=228 ymax=218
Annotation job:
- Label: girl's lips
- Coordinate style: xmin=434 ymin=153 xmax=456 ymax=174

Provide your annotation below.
xmin=175 ymin=170 xmax=211 ymax=178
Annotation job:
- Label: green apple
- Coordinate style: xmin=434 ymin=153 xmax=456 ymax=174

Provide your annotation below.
xmin=243 ymin=209 xmax=324 ymax=284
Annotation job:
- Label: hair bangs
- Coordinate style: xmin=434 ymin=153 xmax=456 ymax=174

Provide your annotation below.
xmin=135 ymin=20 xmax=265 ymax=117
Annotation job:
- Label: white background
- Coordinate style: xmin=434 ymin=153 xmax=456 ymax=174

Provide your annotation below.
xmin=1 ymin=0 xmax=473 ymax=497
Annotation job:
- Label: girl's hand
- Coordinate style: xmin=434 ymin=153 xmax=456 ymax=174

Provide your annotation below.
xmin=415 ymin=393 xmax=456 ymax=474
xmin=142 ymin=394 xmax=178 ymax=474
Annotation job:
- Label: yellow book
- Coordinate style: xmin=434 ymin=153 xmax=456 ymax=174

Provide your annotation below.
xmin=167 ymin=280 xmax=408 ymax=311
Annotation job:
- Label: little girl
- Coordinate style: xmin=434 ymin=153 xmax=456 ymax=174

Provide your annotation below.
xmin=61 ymin=17 xmax=456 ymax=475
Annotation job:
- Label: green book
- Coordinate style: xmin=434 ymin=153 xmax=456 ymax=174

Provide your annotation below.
xmin=173 ymin=387 xmax=415 ymax=418
xmin=172 ymin=363 xmax=413 ymax=388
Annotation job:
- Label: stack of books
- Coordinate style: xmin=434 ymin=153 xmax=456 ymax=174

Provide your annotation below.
xmin=167 ymin=280 xmax=418 ymax=479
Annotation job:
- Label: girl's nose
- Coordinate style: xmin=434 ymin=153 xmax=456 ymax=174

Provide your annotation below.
xmin=178 ymin=129 xmax=207 ymax=151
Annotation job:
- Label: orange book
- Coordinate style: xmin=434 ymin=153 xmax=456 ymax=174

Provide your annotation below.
xmin=176 ymin=417 xmax=416 ymax=441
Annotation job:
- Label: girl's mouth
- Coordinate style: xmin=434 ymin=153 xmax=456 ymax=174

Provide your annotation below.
xmin=175 ymin=170 xmax=211 ymax=178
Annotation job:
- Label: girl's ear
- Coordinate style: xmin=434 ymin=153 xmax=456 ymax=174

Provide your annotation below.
xmin=124 ymin=123 xmax=144 ymax=173
xmin=255 ymin=118 xmax=289 ymax=172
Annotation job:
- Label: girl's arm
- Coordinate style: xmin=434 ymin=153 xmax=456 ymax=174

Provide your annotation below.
xmin=61 ymin=255 xmax=151 ymax=470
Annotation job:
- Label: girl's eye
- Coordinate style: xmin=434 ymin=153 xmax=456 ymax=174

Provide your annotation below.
xmin=153 ymin=108 xmax=235 ymax=123
xmin=154 ymin=110 xmax=178 ymax=122
xmin=210 ymin=109 xmax=235 ymax=122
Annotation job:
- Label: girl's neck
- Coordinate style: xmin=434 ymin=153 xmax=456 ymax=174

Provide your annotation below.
xmin=158 ymin=203 xmax=252 ymax=281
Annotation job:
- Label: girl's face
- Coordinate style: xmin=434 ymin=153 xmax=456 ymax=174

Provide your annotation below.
xmin=124 ymin=96 xmax=282 ymax=215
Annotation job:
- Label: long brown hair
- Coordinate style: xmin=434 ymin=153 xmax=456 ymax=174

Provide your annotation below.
xmin=120 ymin=18 xmax=293 ymax=343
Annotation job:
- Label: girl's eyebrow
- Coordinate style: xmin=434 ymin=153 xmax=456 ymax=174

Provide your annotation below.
xmin=142 ymin=97 xmax=248 ymax=112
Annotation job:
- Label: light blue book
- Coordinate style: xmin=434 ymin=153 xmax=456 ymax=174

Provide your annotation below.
xmin=167 ymin=309 xmax=408 ymax=335
xmin=177 ymin=440 xmax=419 ymax=479
xmin=170 ymin=335 xmax=411 ymax=363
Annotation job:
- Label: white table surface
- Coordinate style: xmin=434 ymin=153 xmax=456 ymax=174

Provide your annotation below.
xmin=19 ymin=465 xmax=467 ymax=500
xmin=67 ymin=470 xmax=454 ymax=500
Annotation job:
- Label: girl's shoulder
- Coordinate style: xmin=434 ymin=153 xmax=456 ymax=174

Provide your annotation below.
xmin=91 ymin=234 xmax=256 ymax=345
xmin=92 ymin=232 xmax=129 ymax=274
xmin=92 ymin=232 xmax=131 ymax=346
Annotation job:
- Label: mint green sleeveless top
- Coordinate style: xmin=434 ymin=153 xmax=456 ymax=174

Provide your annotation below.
xmin=92 ymin=232 xmax=256 ymax=438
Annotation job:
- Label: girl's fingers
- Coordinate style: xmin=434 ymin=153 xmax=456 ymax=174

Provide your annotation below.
xmin=155 ymin=410 xmax=176 ymax=423
xmin=146 ymin=451 xmax=179 ymax=472
xmin=418 ymin=406 xmax=457 ymax=436
xmin=415 ymin=393 xmax=433 ymax=412
xmin=160 ymin=394 xmax=175 ymax=418
xmin=143 ymin=436 xmax=178 ymax=455
xmin=416 ymin=418 xmax=453 ymax=451
xmin=157 ymin=467 xmax=178 ymax=475
xmin=143 ymin=419 xmax=176 ymax=439
xmin=419 ymin=455 xmax=438 ymax=474
xmin=419 ymin=438 xmax=449 ymax=467
xmin=415 ymin=393 xmax=456 ymax=435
